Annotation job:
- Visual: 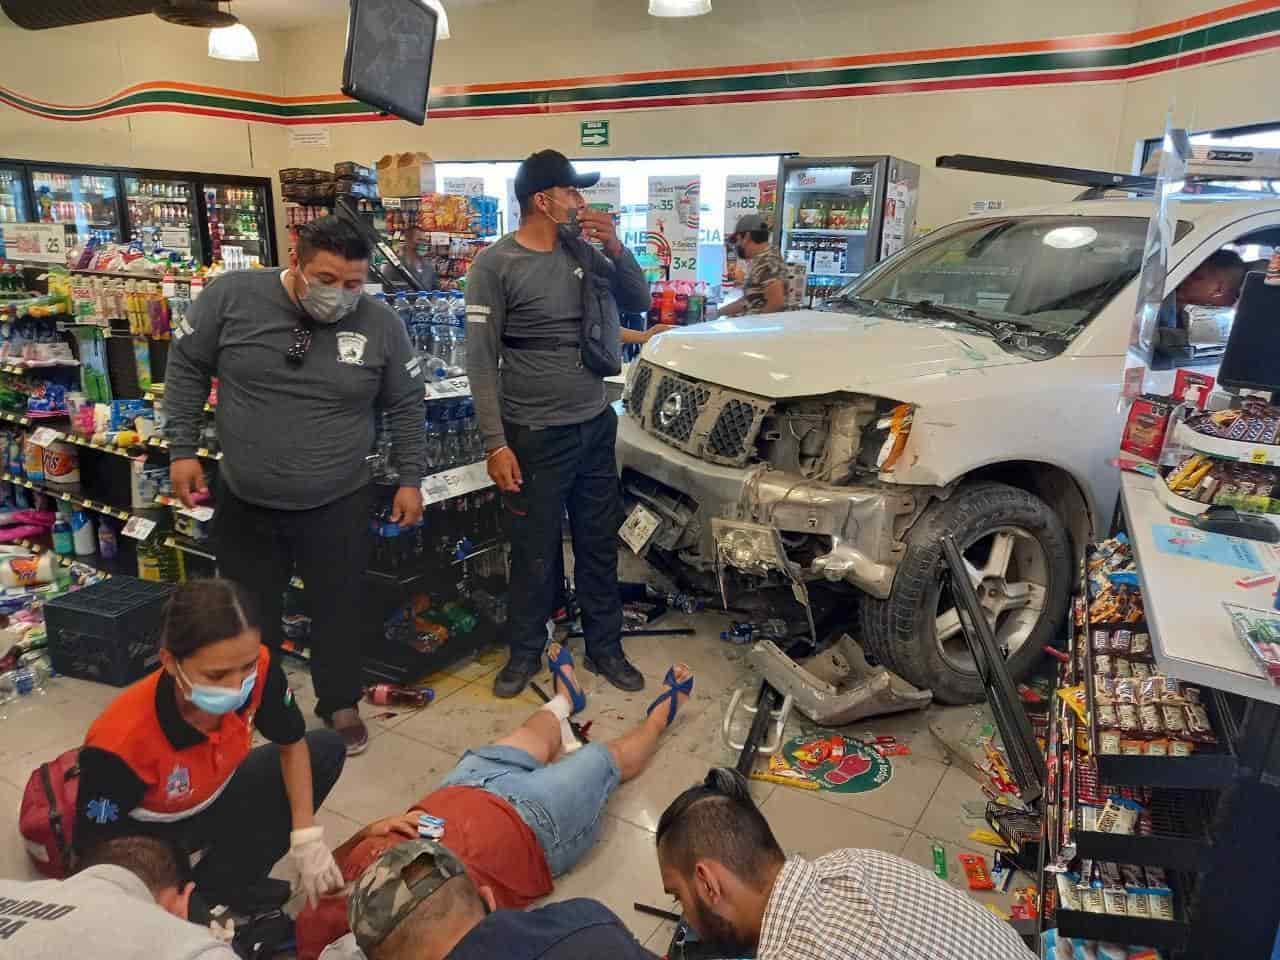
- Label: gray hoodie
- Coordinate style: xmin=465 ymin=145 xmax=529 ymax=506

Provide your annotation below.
xmin=0 ymin=865 xmax=236 ymax=959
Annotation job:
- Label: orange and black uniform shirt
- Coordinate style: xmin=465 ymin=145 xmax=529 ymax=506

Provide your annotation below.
xmin=74 ymin=646 xmax=304 ymax=851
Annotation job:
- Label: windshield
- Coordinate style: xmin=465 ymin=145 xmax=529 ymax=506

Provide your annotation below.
xmin=829 ymin=216 xmax=1153 ymax=344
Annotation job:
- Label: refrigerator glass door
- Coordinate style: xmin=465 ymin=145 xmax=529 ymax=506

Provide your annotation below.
xmin=0 ymin=165 xmax=30 ymax=224
xmin=125 ymin=175 xmax=200 ymax=261
xmin=30 ymin=166 xmax=121 ymax=247
xmin=204 ymin=182 xmax=267 ymax=268
xmin=779 ymin=160 xmax=881 ymax=299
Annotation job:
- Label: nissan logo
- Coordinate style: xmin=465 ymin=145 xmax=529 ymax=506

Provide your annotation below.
xmin=658 ymin=392 xmax=684 ymax=427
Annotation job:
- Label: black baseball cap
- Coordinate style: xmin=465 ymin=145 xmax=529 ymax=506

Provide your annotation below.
xmin=514 ymin=150 xmax=600 ymax=200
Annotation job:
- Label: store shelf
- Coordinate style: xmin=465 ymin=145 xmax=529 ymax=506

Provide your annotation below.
xmin=0 ymin=360 xmax=79 ymax=375
xmin=1176 ymin=420 xmax=1280 ymax=467
xmin=163 ymin=534 xmax=216 ymax=561
xmin=421 ymin=460 xmax=492 ymax=505
xmin=0 ymin=470 xmax=160 ymax=526
xmin=423 ymin=377 xmax=470 ymax=400
xmin=0 ymin=410 xmax=66 ymax=428
xmin=786 ymin=228 xmax=868 ymax=237
xmin=1055 ymin=902 xmax=1190 ymax=951
xmin=145 ymin=437 xmax=223 ymax=460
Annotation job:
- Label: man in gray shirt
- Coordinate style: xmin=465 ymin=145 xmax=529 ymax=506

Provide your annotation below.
xmin=467 ymin=150 xmax=650 ymax=697
xmin=0 ymin=835 xmax=236 ymax=959
xmin=166 ymin=216 xmax=427 ymax=755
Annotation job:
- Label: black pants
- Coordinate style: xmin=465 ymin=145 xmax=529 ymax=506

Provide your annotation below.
xmin=172 ymin=729 xmax=345 ymax=903
xmin=504 ymin=406 xmax=624 ymax=663
xmin=215 ymin=482 xmax=374 ymax=717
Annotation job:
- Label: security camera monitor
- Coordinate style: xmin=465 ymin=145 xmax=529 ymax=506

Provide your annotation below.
xmin=341 ymin=0 xmax=438 ymax=126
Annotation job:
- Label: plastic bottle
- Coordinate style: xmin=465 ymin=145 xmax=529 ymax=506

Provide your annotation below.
xmin=51 ymin=520 xmax=73 ymax=556
xmin=442 ymin=405 xmax=464 ymax=470
xmin=424 ymin=414 xmax=444 ymax=473
xmin=451 ymin=292 xmax=468 ymax=373
xmin=393 ymin=293 xmax=413 ymax=331
xmin=97 ymin=518 xmax=119 ymax=560
xmin=0 ymin=662 xmax=50 ymax=704
xmin=411 ymin=295 xmax=434 ymax=363
xmin=71 ymin=510 xmax=95 ymax=556
xmin=365 ymin=683 xmax=434 ymax=708
xmin=660 ymin=282 xmax=676 ymax=324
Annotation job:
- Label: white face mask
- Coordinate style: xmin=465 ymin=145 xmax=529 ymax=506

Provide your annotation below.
xmin=297 ymin=270 xmax=360 ymax=325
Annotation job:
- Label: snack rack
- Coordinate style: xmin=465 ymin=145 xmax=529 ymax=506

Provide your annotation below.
xmin=1034 ymin=544 xmax=1234 ymax=956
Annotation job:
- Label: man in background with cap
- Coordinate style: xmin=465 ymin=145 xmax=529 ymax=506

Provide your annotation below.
xmin=339 ymin=839 xmax=656 ymax=960
xmin=719 ymin=214 xmax=786 ymax=317
xmin=465 ymin=149 xmax=650 ymax=699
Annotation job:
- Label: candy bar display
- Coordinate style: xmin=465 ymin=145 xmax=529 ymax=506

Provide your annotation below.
xmin=1184 ymin=399 xmax=1280 ymax=445
xmin=1161 ymin=453 xmax=1280 ymax=514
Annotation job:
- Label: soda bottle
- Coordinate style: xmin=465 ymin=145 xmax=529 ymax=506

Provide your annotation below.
xmin=365 ymin=683 xmax=434 ymax=708
xmin=424 ymin=414 xmax=444 ymax=472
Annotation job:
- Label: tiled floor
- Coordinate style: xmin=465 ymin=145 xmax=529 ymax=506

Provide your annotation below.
xmin=0 ymin=604 xmax=1024 ymax=952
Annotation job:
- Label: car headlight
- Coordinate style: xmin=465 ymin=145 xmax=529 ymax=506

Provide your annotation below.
xmin=875 ymin=403 xmax=914 ymax=472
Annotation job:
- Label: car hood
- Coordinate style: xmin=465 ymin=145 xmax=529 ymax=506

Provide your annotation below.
xmin=641 ymin=309 xmax=1034 ymax=399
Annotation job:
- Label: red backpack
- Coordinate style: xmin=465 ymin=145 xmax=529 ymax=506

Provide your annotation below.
xmin=18 ymin=748 xmax=80 ymax=878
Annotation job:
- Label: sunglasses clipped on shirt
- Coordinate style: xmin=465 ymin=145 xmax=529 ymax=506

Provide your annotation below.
xmin=287 ymin=321 xmax=314 ymax=366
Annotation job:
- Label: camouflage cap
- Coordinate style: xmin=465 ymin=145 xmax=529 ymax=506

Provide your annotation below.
xmin=348 ymin=838 xmax=468 ymax=952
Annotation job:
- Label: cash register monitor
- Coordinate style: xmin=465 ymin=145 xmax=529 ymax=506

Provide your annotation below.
xmin=341 ymin=0 xmax=438 ymax=126
xmin=1215 ymin=271 xmax=1280 ymax=393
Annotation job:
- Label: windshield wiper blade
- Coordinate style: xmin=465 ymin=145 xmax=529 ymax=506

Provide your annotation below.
xmin=877 ymin=297 xmax=1014 ymax=340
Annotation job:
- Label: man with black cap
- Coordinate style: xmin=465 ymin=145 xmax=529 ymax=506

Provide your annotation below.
xmin=336 ymin=839 xmax=656 ymax=960
xmin=719 ymin=213 xmax=786 ymax=317
xmin=465 ymin=149 xmax=650 ymax=698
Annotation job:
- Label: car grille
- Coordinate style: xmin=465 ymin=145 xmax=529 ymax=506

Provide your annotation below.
xmin=625 ymin=363 xmax=652 ymax=415
xmin=650 ymin=375 xmax=709 ymax=443
xmin=628 ymin=362 xmax=771 ymax=466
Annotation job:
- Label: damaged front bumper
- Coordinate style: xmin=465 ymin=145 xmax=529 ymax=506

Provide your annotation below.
xmin=616 ymin=410 xmax=921 ymax=598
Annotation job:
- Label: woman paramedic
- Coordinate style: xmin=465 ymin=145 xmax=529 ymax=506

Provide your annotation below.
xmin=74 ymin=578 xmax=348 ymax=916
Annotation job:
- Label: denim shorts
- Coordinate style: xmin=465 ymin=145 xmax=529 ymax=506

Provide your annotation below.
xmin=440 ymin=742 xmax=621 ymax=877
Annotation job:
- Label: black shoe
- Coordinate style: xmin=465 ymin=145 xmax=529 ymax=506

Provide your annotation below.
xmin=585 ymin=653 xmax=645 ymax=692
xmin=493 ymin=655 xmax=539 ymax=698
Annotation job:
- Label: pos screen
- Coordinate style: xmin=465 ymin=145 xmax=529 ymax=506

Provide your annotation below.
xmin=1217 ymin=272 xmax=1280 ymax=393
xmin=341 ymin=0 xmax=438 ymax=126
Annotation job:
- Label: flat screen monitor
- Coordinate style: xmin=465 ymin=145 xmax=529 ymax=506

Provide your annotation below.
xmin=341 ymin=0 xmax=438 ymax=126
xmin=1217 ymin=272 xmax=1280 ymax=393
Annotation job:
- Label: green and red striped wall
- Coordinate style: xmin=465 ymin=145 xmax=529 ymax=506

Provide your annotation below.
xmin=3 ymin=0 xmax=1279 ymax=125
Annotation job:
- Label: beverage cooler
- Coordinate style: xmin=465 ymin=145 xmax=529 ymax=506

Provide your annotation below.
xmin=203 ymin=180 xmax=274 ymax=268
xmin=775 ymin=155 xmax=920 ymax=303
xmin=29 ymin=164 xmax=123 ymax=249
xmin=125 ymin=175 xmax=201 ymax=262
xmin=0 ymin=159 xmax=277 ymax=268
xmin=0 ymin=163 xmax=31 ymax=225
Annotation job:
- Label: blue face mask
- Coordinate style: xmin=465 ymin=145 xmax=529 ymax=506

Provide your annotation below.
xmin=176 ymin=662 xmax=257 ymax=716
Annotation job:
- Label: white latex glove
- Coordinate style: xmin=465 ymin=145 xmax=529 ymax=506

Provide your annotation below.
xmin=290 ymin=826 xmax=344 ymax=908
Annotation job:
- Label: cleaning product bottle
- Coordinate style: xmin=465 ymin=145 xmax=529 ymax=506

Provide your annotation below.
xmin=51 ymin=519 xmax=73 ymax=556
xmin=71 ymin=510 xmax=95 ymax=556
xmin=97 ymin=518 xmax=118 ymax=560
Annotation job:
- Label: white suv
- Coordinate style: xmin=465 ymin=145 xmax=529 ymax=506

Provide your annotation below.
xmin=617 ymin=193 xmax=1280 ymax=703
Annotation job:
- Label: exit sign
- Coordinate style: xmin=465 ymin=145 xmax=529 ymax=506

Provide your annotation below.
xmin=581 ymin=120 xmax=609 ymax=148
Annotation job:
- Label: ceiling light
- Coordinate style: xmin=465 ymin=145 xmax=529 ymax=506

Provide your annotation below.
xmin=425 ymin=0 xmax=451 ymax=39
xmin=208 ymin=22 xmax=259 ymax=61
xmin=649 ymin=0 xmax=712 ymax=15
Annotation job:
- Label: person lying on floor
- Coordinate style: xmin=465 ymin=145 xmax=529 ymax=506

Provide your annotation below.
xmin=297 ymin=642 xmax=693 ymax=960
xmin=655 ymin=768 xmax=1036 ymax=960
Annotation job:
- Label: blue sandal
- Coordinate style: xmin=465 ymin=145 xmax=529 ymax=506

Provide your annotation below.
xmin=547 ymin=644 xmax=587 ymax=715
xmin=647 ymin=666 xmax=694 ymax=728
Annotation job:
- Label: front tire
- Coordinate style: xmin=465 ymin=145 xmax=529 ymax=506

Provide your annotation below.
xmin=860 ymin=482 xmax=1071 ymax=704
